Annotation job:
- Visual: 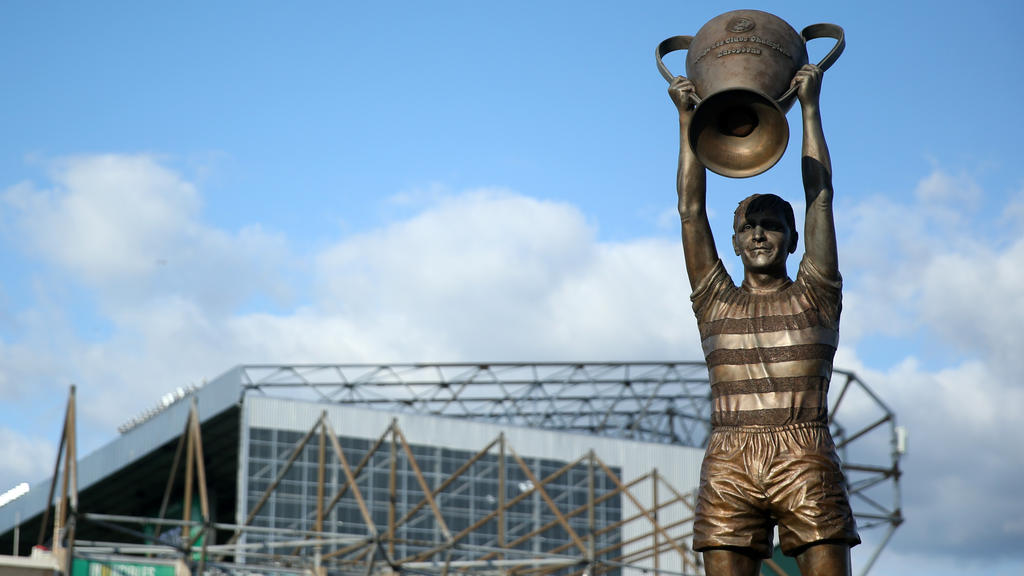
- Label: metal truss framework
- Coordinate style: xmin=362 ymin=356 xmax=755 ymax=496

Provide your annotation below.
xmin=224 ymin=414 xmax=704 ymax=576
xmin=239 ymin=363 xmax=716 ymax=448
xmin=61 ymin=400 xmax=708 ymax=576
xmin=44 ymin=363 xmax=901 ymax=576
xmin=236 ymin=362 xmax=903 ymax=576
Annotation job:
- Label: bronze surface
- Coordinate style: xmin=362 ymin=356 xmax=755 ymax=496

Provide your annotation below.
xmin=666 ymin=16 xmax=856 ymax=574
xmin=657 ymin=11 xmax=843 ymax=178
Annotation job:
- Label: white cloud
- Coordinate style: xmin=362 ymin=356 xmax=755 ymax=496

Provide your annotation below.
xmin=919 ymin=238 xmax=1024 ymax=370
xmin=0 ymin=428 xmax=57 ymax=493
xmin=871 ymin=549 xmax=1024 ymax=576
xmin=2 ymin=161 xmax=705 ymax=445
xmin=837 ymin=168 xmax=997 ymax=349
xmin=1000 ymin=186 xmax=1024 ymax=228
xmin=899 ymin=358 xmax=1023 ymax=554
xmin=836 ymin=167 xmax=1024 ymax=562
xmin=314 ymin=190 xmax=699 ymax=362
xmin=3 ymin=154 xmax=291 ymax=313
xmin=913 ymin=168 xmax=981 ymax=210
xmin=6 ymin=155 xmax=201 ymax=283
xmin=838 ymin=167 xmax=1024 ymax=376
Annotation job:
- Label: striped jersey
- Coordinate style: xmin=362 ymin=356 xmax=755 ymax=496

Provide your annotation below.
xmin=691 ymin=256 xmax=842 ymax=428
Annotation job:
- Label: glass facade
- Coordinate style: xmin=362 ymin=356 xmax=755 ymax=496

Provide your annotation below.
xmin=246 ymin=427 xmax=623 ymax=565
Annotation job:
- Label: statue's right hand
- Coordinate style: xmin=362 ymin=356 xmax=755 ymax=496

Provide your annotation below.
xmin=668 ymin=76 xmax=698 ymax=113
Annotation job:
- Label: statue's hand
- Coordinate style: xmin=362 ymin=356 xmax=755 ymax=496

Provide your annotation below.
xmin=668 ymin=76 xmax=698 ymax=115
xmin=792 ymin=64 xmax=823 ymax=107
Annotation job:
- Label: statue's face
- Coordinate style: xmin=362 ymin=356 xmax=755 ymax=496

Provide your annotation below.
xmin=732 ymin=209 xmax=795 ymax=275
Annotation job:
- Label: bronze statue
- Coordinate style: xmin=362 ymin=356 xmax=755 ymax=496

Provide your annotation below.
xmin=666 ymin=29 xmax=860 ymax=576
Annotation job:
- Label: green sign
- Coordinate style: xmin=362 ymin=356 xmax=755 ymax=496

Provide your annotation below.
xmin=71 ymin=558 xmax=177 ymax=576
xmin=762 ymin=547 xmax=800 ymax=576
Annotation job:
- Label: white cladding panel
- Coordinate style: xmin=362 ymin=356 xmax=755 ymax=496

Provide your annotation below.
xmin=245 ymin=396 xmax=703 ymax=487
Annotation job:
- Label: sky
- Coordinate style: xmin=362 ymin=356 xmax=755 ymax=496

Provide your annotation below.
xmin=1 ymin=1 xmax=1023 ymax=574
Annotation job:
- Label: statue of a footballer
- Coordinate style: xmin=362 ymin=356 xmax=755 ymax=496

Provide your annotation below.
xmin=668 ymin=63 xmax=860 ymax=576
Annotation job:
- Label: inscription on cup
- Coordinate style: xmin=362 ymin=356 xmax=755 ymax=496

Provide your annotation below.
xmin=693 ymin=36 xmax=794 ymax=64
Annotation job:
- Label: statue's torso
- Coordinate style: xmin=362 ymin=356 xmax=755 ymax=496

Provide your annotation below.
xmin=691 ymin=257 xmax=842 ymax=428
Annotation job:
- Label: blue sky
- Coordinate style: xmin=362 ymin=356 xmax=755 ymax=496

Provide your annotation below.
xmin=2 ymin=2 xmax=1024 ymax=575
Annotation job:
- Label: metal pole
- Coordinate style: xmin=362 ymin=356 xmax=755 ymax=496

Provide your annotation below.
xmin=222 ymin=413 xmax=324 ymax=554
xmin=183 ymin=409 xmax=195 ymax=560
xmin=588 ymin=450 xmax=596 ymax=576
xmin=389 ymin=419 xmax=398 ymax=559
xmin=653 ymin=466 xmax=659 ymax=575
xmin=508 ymin=447 xmax=588 ymax=556
xmin=498 ymin=433 xmax=506 ymax=560
xmin=189 ymin=401 xmax=212 ymax=575
xmin=155 ymin=414 xmax=190 ymax=542
xmin=317 ymin=418 xmax=327 ymax=533
xmin=323 ymin=419 xmax=378 ymax=536
xmin=54 ymin=397 xmax=72 ymax=553
xmin=858 ymin=524 xmax=899 ymax=576
xmin=190 ymin=401 xmax=211 ymax=522
xmin=393 ymin=426 xmax=452 ymax=541
xmin=64 ymin=385 xmax=79 ymax=576
xmin=38 ymin=392 xmax=68 ymax=549
xmin=593 ymin=459 xmax=691 ymax=561
xmin=393 ymin=436 xmax=501 ymax=529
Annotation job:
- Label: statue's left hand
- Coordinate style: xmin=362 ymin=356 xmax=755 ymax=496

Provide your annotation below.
xmin=668 ymin=75 xmax=699 ymax=114
xmin=792 ymin=64 xmax=823 ymax=106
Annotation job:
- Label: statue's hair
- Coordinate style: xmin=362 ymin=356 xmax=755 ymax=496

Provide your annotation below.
xmin=733 ymin=193 xmax=796 ymax=234
xmin=733 ymin=193 xmax=798 ymax=254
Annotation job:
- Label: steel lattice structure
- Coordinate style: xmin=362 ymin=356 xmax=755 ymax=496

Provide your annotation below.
xmin=231 ymin=362 xmax=903 ymax=576
xmin=40 ymin=362 xmax=900 ymax=576
xmin=238 ymin=362 xmax=715 ymax=447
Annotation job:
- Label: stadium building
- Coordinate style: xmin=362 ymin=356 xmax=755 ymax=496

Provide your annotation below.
xmin=0 ymin=362 xmax=902 ymax=576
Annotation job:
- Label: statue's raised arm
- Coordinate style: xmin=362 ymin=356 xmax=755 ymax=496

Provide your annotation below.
xmin=669 ymin=76 xmax=718 ymax=290
xmin=794 ymin=64 xmax=839 ymax=277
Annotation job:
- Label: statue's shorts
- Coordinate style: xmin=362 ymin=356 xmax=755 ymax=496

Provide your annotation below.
xmin=692 ymin=422 xmax=861 ymax=558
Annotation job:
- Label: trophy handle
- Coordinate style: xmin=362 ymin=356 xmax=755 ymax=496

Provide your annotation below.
xmin=655 ymin=35 xmax=702 ymax=106
xmin=778 ymin=23 xmax=845 ymax=104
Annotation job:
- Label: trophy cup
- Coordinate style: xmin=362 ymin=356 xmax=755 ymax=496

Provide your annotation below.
xmin=656 ymin=10 xmax=844 ymax=178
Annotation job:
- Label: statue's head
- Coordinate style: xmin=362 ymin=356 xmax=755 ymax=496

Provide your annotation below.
xmin=732 ymin=193 xmax=799 ymax=275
